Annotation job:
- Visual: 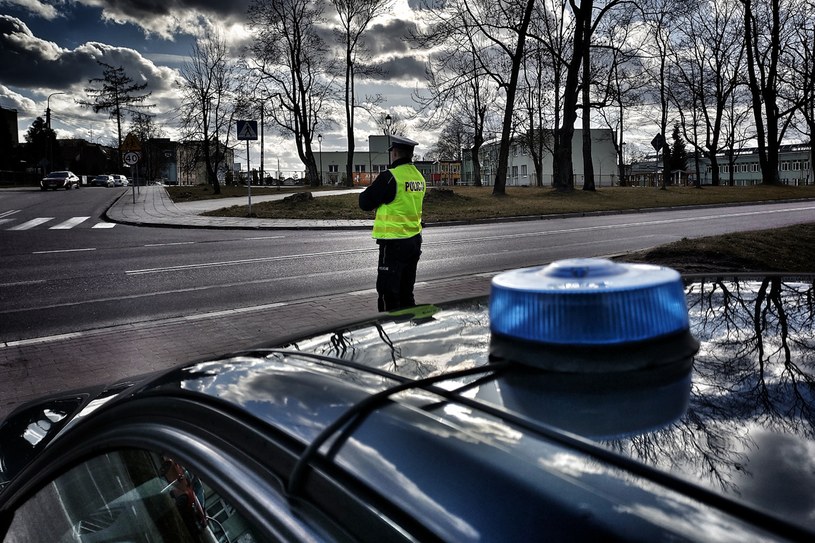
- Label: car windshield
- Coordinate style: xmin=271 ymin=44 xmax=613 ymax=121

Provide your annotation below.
xmin=49 ymin=172 xmax=69 ymax=178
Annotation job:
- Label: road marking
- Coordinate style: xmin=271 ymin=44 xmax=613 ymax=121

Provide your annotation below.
xmin=0 ymin=280 xmax=47 ymax=287
xmin=426 ymin=205 xmax=815 ymax=246
xmin=0 ymin=210 xmax=20 ymax=219
xmin=144 ymin=241 xmax=196 ymax=247
xmin=50 ymin=216 xmax=90 ymax=229
xmin=125 ymin=247 xmax=373 ymax=275
xmin=0 ymin=285 xmax=377 ymax=348
xmin=32 ymin=247 xmax=97 ymax=254
xmin=92 ymin=222 xmax=116 ymax=229
xmin=8 ymin=217 xmax=53 ymax=230
xmin=244 ymin=235 xmax=286 ymax=240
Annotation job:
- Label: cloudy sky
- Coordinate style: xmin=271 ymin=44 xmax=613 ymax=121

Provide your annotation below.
xmin=0 ymin=0 xmax=432 ymax=174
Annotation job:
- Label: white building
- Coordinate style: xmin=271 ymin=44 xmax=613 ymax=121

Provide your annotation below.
xmin=629 ymin=143 xmax=813 ymax=187
xmin=314 ymin=135 xmax=391 ymax=185
xmin=472 ymin=129 xmax=618 ymax=187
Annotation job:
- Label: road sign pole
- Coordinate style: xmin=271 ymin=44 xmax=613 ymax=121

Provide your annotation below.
xmin=247 ymin=140 xmax=251 ymax=216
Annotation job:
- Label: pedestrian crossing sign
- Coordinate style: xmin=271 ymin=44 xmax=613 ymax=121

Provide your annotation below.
xmin=237 ymin=120 xmax=258 ymax=141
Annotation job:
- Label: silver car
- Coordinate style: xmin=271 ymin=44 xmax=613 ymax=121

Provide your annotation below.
xmin=40 ymin=171 xmax=80 ymax=190
xmin=110 ymin=174 xmax=129 ymax=187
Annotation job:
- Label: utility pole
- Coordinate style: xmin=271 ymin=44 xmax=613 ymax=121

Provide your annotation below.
xmin=46 ymin=92 xmax=65 ymax=172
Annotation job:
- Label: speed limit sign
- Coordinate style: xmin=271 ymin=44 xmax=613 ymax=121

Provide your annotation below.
xmin=123 ymin=151 xmax=141 ymax=165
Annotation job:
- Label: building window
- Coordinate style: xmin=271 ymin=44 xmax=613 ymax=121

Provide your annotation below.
xmin=793 ymin=161 xmax=800 ymax=171
xmin=520 ymin=164 xmax=528 ymax=176
xmin=354 ymin=164 xmax=366 ymax=173
xmin=751 ymin=163 xmax=759 ymax=172
xmin=781 ymin=162 xmax=789 ymax=171
xmin=511 ymin=165 xmax=518 ymax=177
xmin=328 ymin=165 xmax=338 ymax=173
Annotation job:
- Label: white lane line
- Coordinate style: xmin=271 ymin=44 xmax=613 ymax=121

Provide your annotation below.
xmin=125 ymin=247 xmax=373 ymax=276
xmin=5 ymin=332 xmax=85 ymax=348
xmin=245 ymin=235 xmax=286 ymax=240
xmin=50 ymin=216 xmax=91 ymax=229
xmin=0 ymin=280 xmax=47 ymax=288
xmin=92 ymin=222 xmax=116 ymax=229
xmin=426 ymin=204 xmax=815 ymax=246
xmin=32 ymin=247 xmax=97 ymax=254
xmin=1 ymin=286 xmax=375 ymax=348
xmin=144 ymin=241 xmax=196 ymax=247
xmin=0 ymin=209 xmax=20 ymax=219
xmin=8 ymin=217 xmax=53 ymax=230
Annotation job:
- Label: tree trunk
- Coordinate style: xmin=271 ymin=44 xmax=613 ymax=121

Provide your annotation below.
xmin=581 ymin=4 xmax=595 ymax=191
xmin=492 ymin=0 xmax=536 ymax=196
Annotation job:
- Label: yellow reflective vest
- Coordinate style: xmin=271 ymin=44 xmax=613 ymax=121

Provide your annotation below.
xmin=372 ymin=164 xmax=426 ymax=239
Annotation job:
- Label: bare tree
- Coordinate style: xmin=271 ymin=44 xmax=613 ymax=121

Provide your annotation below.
xmin=247 ymin=0 xmax=332 ymax=187
xmin=739 ymin=0 xmax=799 ymax=185
xmin=331 ymin=0 xmax=391 ymax=187
xmin=176 ymin=32 xmax=240 ymax=194
xmin=551 ymin=0 xmax=622 ymax=192
xmin=416 ymin=0 xmax=536 ymax=195
xmin=79 ymin=61 xmax=152 ymax=173
xmin=669 ymin=0 xmax=745 ymax=187
xmin=128 ymin=112 xmax=165 ymax=183
xmin=594 ymin=5 xmax=647 ymax=187
xmin=414 ymin=11 xmax=499 ymax=188
xmin=784 ymin=0 xmax=815 ymax=184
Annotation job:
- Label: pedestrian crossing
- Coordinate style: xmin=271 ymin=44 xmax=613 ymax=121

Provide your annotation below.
xmin=0 ymin=211 xmax=116 ymax=230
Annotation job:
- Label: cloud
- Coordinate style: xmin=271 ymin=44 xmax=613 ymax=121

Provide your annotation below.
xmin=0 ymin=0 xmax=61 ymax=19
xmin=1 ymin=16 xmax=177 ymax=92
xmin=0 ymin=84 xmax=38 ymax=116
xmin=362 ymin=19 xmax=420 ymax=57
xmin=76 ymin=0 xmax=252 ymax=40
xmin=367 ymin=55 xmax=428 ymax=82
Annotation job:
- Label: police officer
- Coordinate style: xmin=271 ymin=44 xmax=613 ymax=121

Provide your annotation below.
xmin=359 ymin=135 xmax=426 ymax=312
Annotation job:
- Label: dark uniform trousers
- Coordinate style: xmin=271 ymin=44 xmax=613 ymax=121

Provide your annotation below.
xmin=376 ymin=234 xmax=423 ymax=312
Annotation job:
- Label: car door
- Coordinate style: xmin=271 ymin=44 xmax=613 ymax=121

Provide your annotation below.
xmin=0 ymin=394 xmax=405 ymax=543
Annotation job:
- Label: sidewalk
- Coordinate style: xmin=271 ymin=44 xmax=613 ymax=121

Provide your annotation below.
xmin=106 ymin=184 xmax=373 ymax=229
xmin=1 ymin=186 xmax=493 ymax=419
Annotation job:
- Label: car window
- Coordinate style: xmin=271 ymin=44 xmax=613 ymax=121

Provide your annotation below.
xmin=4 ymin=449 xmax=263 ymax=543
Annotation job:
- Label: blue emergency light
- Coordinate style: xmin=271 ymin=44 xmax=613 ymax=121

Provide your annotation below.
xmin=488 ymin=258 xmax=700 ymax=439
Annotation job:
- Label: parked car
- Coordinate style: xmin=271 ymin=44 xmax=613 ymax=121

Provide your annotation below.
xmin=90 ymin=174 xmax=114 ymax=187
xmin=40 ymin=171 xmax=80 ymax=190
xmin=110 ymin=174 xmax=129 ymax=186
xmin=0 ymin=259 xmax=813 ymax=542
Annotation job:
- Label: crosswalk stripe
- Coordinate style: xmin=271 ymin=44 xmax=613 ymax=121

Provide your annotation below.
xmin=3 ymin=216 xmax=117 ymax=230
xmin=50 ymin=216 xmax=91 ymax=229
xmin=8 ymin=218 xmax=54 ymax=230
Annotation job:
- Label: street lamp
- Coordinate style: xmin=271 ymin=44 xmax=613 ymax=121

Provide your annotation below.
xmin=384 ymin=114 xmax=393 ymax=166
xmin=46 ymin=92 xmax=65 ymax=172
xmin=317 ymin=134 xmax=323 ymax=185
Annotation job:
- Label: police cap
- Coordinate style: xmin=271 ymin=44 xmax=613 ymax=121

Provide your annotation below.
xmin=388 ymin=135 xmax=419 ymax=151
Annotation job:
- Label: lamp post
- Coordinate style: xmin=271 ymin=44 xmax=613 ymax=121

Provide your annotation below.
xmin=384 ymin=114 xmax=393 ymax=168
xmin=46 ymin=92 xmax=65 ymax=172
xmin=317 ymin=133 xmax=323 ymax=185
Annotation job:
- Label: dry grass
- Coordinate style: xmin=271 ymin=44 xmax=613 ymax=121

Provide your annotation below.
xmin=186 ymin=184 xmax=815 ymax=222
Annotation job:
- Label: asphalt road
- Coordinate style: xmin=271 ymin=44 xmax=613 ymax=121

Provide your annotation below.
xmin=2 ymin=188 xmax=815 ymax=344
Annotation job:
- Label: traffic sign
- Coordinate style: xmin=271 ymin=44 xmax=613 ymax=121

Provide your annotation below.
xmin=237 ymin=120 xmax=258 ymax=141
xmin=651 ymin=133 xmax=665 ymax=152
xmin=123 ymin=151 xmax=141 ymax=165
xmin=122 ymin=132 xmax=142 ymax=152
